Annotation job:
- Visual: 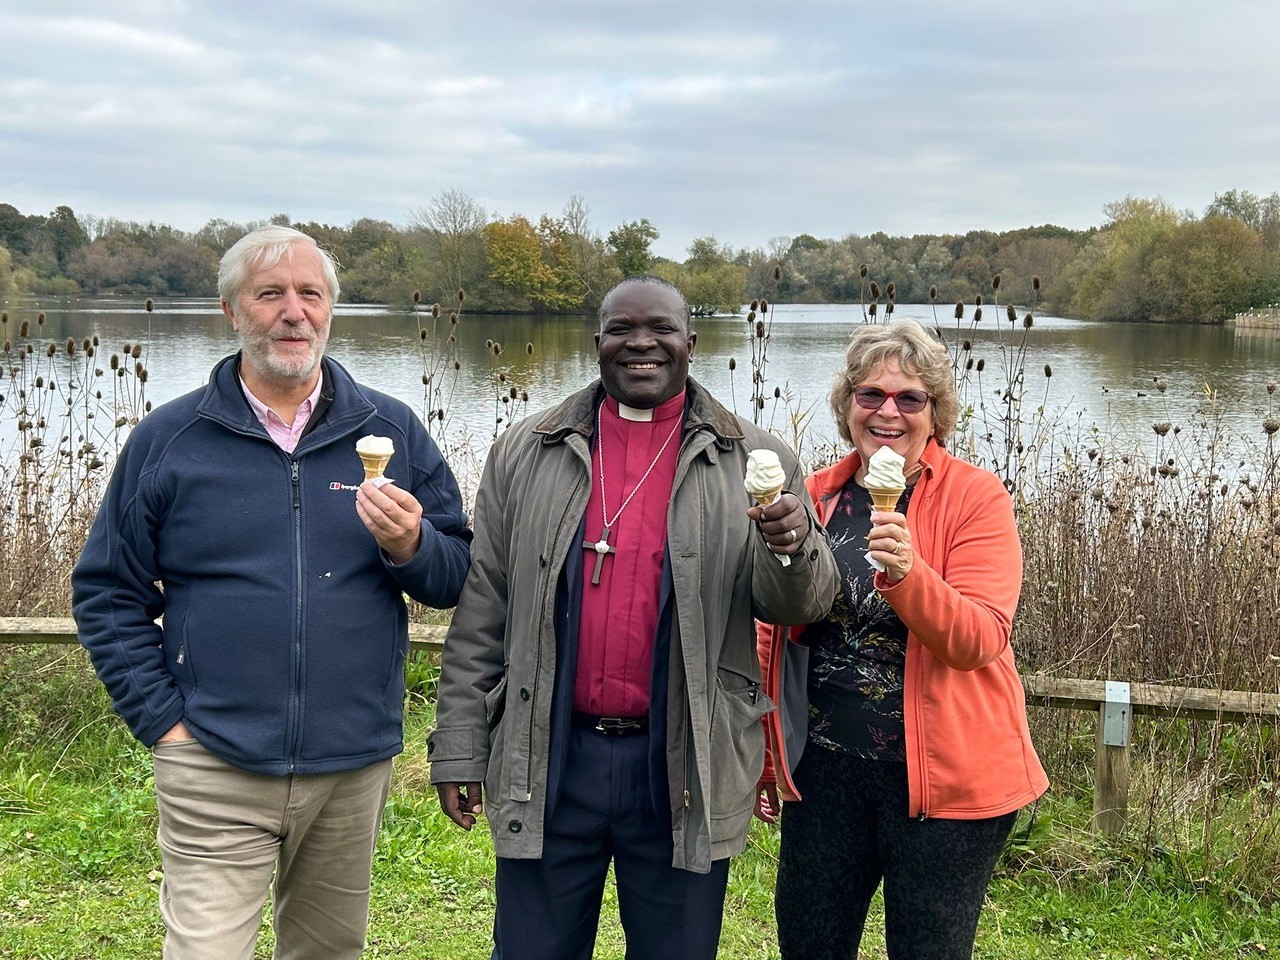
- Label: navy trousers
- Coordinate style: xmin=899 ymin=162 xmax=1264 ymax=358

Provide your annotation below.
xmin=492 ymin=720 xmax=730 ymax=960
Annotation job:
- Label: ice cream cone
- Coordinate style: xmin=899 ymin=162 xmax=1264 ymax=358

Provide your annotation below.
xmin=358 ymin=452 xmax=391 ymax=481
xmin=867 ymin=485 xmax=904 ymax=513
xmin=752 ymin=484 xmax=784 ymax=508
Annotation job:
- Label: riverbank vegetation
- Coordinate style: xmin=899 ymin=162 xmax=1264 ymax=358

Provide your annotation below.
xmin=2 ymin=290 xmax=1278 ymax=955
xmin=4 ymin=188 xmax=1280 ymax=320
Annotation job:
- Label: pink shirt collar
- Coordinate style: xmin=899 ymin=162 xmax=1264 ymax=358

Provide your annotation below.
xmin=240 ymin=374 xmax=323 ymax=454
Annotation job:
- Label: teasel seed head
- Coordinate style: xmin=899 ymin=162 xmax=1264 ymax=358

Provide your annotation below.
xmin=974 ymin=307 xmax=983 ymax=323
xmin=66 ymin=338 xmax=75 ymax=356
xmin=869 ymin=281 xmax=880 ymax=299
xmin=498 ymin=371 xmax=506 ymax=383
xmin=139 ymin=368 xmax=149 ymax=384
xmin=432 ymin=303 xmax=440 ymax=318
xmin=422 ymin=374 xmax=430 ymax=385
xmin=773 ymin=264 xmax=782 ymax=281
xmin=992 ymin=274 xmax=1001 ymax=291
xmin=20 ymin=320 xmax=29 ymax=337
xmin=37 ymin=312 xmax=45 ymax=325
xmin=1153 ymin=422 xmax=1172 ymax=436
xmin=760 ymin=299 xmax=769 ymax=313
xmin=751 ymin=299 xmax=760 ymax=311
xmin=1264 ymin=415 xmax=1280 ymax=435
xmin=131 ymin=344 xmax=142 ymax=359
xmin=526 ymin=342 xmax=534 ymax=355
xmin=1155 ymin=379 xmax=1168 ymax=393
xmin=46 ymin=343 xmax=57 ymax=358
xmin=420 ymin=329 xmax=428 ymax=340
xmin=492 ymin=342 xmax=503 ymax=355
xmin=962 ymin=339 xmax=972 ymax=351
xmin=1087 ymin=448 xmax=1098 ymax=461
xmin=974 ymin=295 xmax=982 ymax=307
xmin=1006 ymin=304 xmax=1017 ymax=323
xmin=486 ymin=339 xmax=493 ymax=350
xmin=859 ymin=264 xmax=868 ymax=278
xmin=747 ymin=310 xmax=756 ymax=324
xmin=457 ymin=289 xmax=466 ymax=302
xmin=437 ymin=408 xmax=445 ymax=421
xmin=929 ymin=285 xmax=938 ymax=300
xmin=1267 ymin=380 xmax=1276 ymax=395
xmin=1032 ymin=275 xmax=1041 ymax=291
xmin=954 ymin=302 xmax=964 ymax=320
xmin=510 ymin=386 xmax=518 ymax=399
xmin=1023 ymin=313 xmax=1033 ymax=329
xmin=454 ymin=360 xmax=461 ymax=371
xmin=965 ymin=357 xmax=974 ymax=371
xmin=755 ymin=320 xmax=766 ymax=338
xmin=450 ymin=312 xmax=458 ymax=324
xmin=976 ymin=358 xmax=985 ymax=372
xmin=869 ymin=303 xmax=878 ymax=318
xmin=886 ymin=282 xmax=896 ymax=299
xmin=110 ymin=354 xmax=119 ymax=370
xmin=413 ymin=290 xmax=421 ymax=304
xmin=1044 ymin=363 xmax=1053 ymax=378
xmin=728 ymin=357 xmax=736 ymax=371
xmin=35 ymin=376 xmax=43 ymax=388
xmin=146 ymin=298 xmax=153 ymax=313
xmin=756 ymin=396 xmax=765 ymax=409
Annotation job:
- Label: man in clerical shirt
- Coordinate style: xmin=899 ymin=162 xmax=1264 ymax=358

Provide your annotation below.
xmin=73 ymin=225 xmax=473 ymax=959
xmin=429 ymin=275 xmax=837 ymax=959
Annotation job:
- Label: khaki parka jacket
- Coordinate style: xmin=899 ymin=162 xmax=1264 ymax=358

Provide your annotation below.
xmin=428 ymin=378 xmax=837 ymax=872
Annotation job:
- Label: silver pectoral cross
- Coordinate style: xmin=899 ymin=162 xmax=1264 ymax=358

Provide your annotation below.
xmin=582 ymin=525 xmax=617 ymax=586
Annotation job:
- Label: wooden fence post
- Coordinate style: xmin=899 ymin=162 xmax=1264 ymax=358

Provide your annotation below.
xmin=1092 ymin=680 xmax=1131 ymax=835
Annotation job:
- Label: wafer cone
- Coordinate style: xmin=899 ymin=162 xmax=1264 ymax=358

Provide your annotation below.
xmin=358 ymin=452 xmax=391 ymax=481
xmin=867 ymin=485 xmax=904 ymax=513
xmin=751 ymin=484 xmax=784 ymax=508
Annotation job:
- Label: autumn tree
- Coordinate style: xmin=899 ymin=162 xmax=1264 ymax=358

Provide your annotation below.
xmin=607 ymin=219 xmax=659 ymax=276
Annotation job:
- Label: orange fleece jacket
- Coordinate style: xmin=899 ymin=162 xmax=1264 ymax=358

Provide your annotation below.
xmin=758 ymin=440 xmax=1048 ymax=819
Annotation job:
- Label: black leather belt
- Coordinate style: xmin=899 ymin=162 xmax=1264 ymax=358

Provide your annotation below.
xmin=572 ymin=713 xmax=649 ymax=736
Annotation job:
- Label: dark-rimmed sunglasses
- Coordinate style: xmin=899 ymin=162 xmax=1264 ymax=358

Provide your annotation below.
xmin=853 ymin=387 xmax=932 ymax=414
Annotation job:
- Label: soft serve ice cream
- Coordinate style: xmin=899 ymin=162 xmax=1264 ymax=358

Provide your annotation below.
xmin=744 ymin=448 xmax=792 ymax=566
xmin=744 ymin=449 xmax=787 ymax=505
xmin=356 ymin=435 xmax=395 ymax=483
xmin=864 ymin=445 xmax=907 ymax=509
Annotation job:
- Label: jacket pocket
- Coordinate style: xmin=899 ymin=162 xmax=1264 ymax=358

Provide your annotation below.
xmin=428 ymin=727 xmax=473 ymax=762
xmin=708 ymin=666 xmax=775 ymax=843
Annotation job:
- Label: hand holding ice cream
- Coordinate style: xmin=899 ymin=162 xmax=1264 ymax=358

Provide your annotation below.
xmin=745 ymin=448 xmax=804 ymax=566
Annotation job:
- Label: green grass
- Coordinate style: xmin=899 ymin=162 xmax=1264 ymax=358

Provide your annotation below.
xmin=1 ymin=649 xmax=1277 ymax=959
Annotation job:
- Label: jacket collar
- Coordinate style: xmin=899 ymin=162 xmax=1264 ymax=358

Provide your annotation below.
xmin=532 ymin=377 xmax=744 ymax=447
xmin=197 ymin=353 xmax=376 ymax=449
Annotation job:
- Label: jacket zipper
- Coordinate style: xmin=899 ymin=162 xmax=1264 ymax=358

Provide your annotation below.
xmin=287 ymin=459 xmax=303 ymax=772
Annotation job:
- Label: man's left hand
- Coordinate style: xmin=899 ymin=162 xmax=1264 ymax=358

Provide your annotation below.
xmin=746 ymin=492 xmax=807 ymax=556
xmin=356 ymin=480 xmax=423 ymax=565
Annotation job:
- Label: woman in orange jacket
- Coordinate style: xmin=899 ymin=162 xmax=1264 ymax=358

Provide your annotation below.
xmin=756 ymin=319 xmax=1047 ymax=960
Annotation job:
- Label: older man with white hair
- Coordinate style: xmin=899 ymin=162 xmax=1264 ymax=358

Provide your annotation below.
xmin=73 ymin=224 xmax=472 ymax=959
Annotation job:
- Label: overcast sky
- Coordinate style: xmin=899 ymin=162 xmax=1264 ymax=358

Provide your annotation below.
xmin=4 ymin=1 xmax=1279 ymax=259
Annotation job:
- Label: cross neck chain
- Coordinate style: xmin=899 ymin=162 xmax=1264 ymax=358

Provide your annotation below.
xmin=596 ymin=401 xmax=683 ymax=529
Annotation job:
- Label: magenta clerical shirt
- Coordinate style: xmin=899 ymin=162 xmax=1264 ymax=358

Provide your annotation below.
xmin=574 ymin=390 xmax=686 ymax=716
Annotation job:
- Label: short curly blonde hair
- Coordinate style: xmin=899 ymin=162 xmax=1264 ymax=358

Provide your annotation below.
xmin=829 ymin=319 xmax=959 ymax=447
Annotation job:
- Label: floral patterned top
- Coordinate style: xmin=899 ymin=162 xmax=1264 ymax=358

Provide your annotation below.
xmin=804 ymin=479 xmax=915 ymax=762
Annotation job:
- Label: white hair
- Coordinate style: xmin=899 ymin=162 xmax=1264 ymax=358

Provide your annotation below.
xmin=217 ymin=225 xmax=340 ymax=308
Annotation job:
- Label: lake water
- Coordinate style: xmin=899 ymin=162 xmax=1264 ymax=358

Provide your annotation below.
xmin=3 ymin=297 xmax=1279 ymax=470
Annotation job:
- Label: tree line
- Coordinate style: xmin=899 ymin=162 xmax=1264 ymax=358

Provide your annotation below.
xmin=2 ymin=189 xmax=1279 ymax=321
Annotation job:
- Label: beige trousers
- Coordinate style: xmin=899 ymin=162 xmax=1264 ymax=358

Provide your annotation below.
xmin=152 ymin=739 xmax=393 ymax=960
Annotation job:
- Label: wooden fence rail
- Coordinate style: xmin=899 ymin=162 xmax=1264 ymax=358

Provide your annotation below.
xmin=5 ymin=618 xmax=1277 ymax=835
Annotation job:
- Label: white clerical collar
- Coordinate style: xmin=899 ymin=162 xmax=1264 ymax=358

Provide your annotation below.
xmin=617 ymin=402 xmax=653 ymax=422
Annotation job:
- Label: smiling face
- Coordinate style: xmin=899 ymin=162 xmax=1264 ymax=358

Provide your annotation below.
xmin=848 ymin=357 xmax=936 ymax=479
xmin=595 ymin=281 xmax=696 ymax=408
xmin=221 ymin=242 xmax=332 ymax=393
